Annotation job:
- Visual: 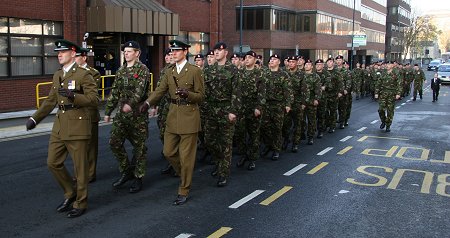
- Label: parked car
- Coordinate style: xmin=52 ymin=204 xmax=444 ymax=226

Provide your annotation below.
xmin=437 ymin=63 xmax=450 ymax=84
xmin=427 ymin=59 xmax=441 ymax=71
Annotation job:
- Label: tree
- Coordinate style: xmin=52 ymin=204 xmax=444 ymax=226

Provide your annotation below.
xmin=402 ymin=15 xmax=441 ymax=60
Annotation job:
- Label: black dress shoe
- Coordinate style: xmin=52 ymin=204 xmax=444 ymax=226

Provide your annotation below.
xmin=385 ymin=126 xmax=391 ymax=132
xmin=307 ymin=138 xmax=314 ymax=145
xmin=129 ymin=178 xmax=142 ymax=193
xmin=344 ymin=121 xmax=349 ymax=126
xmin=328 ymin=128 xmax=335 ymax=133
xmin=291 ymin=144 xmax=299 ymax=153
xmin=247 ymin=161 xmax=256 ymax=171
xmin=112 ymin=172 xmax=133 ymax=188
xmin=271 ymin=152 xmax=280 ymax=161
xmin=339 ymin=123 xmax=345 ymax=129
xmin=236 ymin=155 xmax=248 ymax=168
xmin=217 ymin=176 xmax=228 ymax=187
xmin=380 ymin=122 xmax=386 ymax=129
xmin=160 ymin=164 xmax=173 ymax=175
xmin=56 ymin=196 xmax=76 ymax=212
xmin=67 ymin=208 xmax=86 ymax=218
xmin=317 ymin=132 xmax=323 ymax=138
xmin=173 ymin=195 xmax=188 ymax=205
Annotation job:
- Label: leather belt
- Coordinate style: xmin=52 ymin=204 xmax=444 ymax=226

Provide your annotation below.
xmin=171 ymin=99 xmax=189 ymax=105
xmin=58 ymin=104 xmax=77 ymax=111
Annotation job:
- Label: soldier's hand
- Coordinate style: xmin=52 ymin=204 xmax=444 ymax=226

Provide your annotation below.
xmin=254 ymin=109 xmax=261 ymax=117
xmin=122 ymin=104 xmax=132 ymax=113
xmin=301 ymin=104 xmax=306 ymax=110
xmin=343 ymin=90 xmax=348 ymax=95
xmin=285 ymin=106 xmax=291 ymax=113
xmin=374 ymin=94 xmax=379 ymax=99
xmin=139 ymin=102 xmax=150 ymax=113
xmin=175 ymin=88 xmax=189 ymax=99
xmin=338 ymin=93 xmax=343 ymax=98
xmin=395 ymin=95 xmax=400 ymax=100
xmin=104 ymin=116 xmax=111 ymax=123
xmin=321 ymin=86 xmax=326 ymax=91
xmin=58 ymin=88 xmax=75 ymax=100
xmin=25 ymin=118 xmax=36 ymax=131
xmin=313 ymin=100 xmax=319 ymax=106
xmin=228 ymin=113 xmax=237 ymax=122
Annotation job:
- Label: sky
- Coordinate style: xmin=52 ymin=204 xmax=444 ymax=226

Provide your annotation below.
xmin=410 ymin=0 xmax=450 ymax=15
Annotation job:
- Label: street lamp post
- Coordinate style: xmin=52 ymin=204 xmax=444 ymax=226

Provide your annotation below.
xmin=239 ymin=0 xmax=243 ymax=55
xmin=350 ymin=0 xmax=356 ymax=70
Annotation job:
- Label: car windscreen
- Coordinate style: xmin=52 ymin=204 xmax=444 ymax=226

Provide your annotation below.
xmin=438 ymin=65 xmax=450 ymax=72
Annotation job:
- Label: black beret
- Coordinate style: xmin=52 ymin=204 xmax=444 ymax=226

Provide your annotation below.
xmin=206 ymin=50 xmax=215 ymax=56
xmin=305 ymin=59 xmax=313 ymax=64
xmin=169 ymin=40 xmax=190 ymax=50
xmin=335 ymin=55 xmax=344 ymax=60
xmin=54 ymin=39 xmax=78 ymax=52
xmin=213 ymin=42 xmax=227 ymax=50
xmin=231 ymin=53 xmax=239 ymax=59
xmin=257 ymin=55 xmax=263 ymax=60
xmin=121 ymin=41 xmax=140 ymax=51
xmin=414 ymin=64 xmax=419 ymax=66
xmin=315 ymin=59 xmax=324 ymax=64
xmin=297 ymin=55 xmax=305 ymax=60
xmin=270 ymin=54 xmax=281 ymax=60
xmin=194 ymin=54 xmax=204 ymax=60
xmin=164 ymin=48 xmax=172 ymax=56
xmin=288 ymin=56 xmax=298 ymax=61
xmin=245 ymin=51 xmax=257 ymax=58
xmin=326 ymin=57 xmax=334 ymax=62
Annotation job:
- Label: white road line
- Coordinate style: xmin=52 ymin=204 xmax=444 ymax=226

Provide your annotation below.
xmin=229 ymin=190 xmax=265 ymax=209
xmin=357 ymin=127 xmax=367 ymax=132
xmin=401 ymin=103 xmax=406 ymax=105
xmin=340 ymin=136 xmax=353 ymax=142
xmin=370 ymin=120 xmax=378 ymax=124
xmin=396 ymin=106 xmax=401 ymax=109
xmin=317 ymin=147 xmax=333 ymax=156
xmin=283 ymin=164 xmax=308 ymax=176
xmin=175 ymin=233 xmax=195 ymax=238
xmin=406 ymin=100 xmax=411 ymax=102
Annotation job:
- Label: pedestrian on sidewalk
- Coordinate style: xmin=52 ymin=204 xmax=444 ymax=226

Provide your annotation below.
xmin=430 ymin=73 xmax=441 ymax=102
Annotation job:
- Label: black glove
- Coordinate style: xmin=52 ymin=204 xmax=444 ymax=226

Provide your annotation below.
xmin=175 ymin=88 xmax=189 ymax=99
xmin=26 ymin=118 xmax=36 ymax=131
xmin=139 ymin=102 xmax=150 ymax=113
xmin=58 ymin=88 xmax=75 ymax=100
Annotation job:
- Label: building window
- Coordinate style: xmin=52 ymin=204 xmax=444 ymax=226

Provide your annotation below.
xmin=329 ymin=0 xmax=361 ymax=11
xmin=169 ymin=31 xmax=210 ymax=62
xmin=362 ymin=28 xmax=386 ymax=43
xmin=0 ymin=17 xmax=63 ymax=78
xmin=235 ymin=8 xmax=271 ymax=31
xmin=316 ymin=13 xmax=360 ymax=36
xmin=361 ymin=5 xmax=386 ymax=25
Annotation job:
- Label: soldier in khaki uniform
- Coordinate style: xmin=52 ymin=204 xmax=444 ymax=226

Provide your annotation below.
xmin=25 ymin=39 xmax=98 ymax=218
xmin=75 ymin=47 xmax=101 ymax=183
xmin=140 ymin=40 xmax=204 ymax=205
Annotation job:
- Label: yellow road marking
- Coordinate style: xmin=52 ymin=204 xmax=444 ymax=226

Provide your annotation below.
xmin=306 ymin=162 xmax=329 ymax=175
xmin=431 ymin=151 xmax=450 ymax=164
xmin=260 ymin=186 xmax=293 ymax=206
xmin=357 ymin=135 xmax=409 ymax=142
xmin=207 ymin=227 xmax=233 ymax=238
xmin=337 ymin=146 xmax=353 ymax=155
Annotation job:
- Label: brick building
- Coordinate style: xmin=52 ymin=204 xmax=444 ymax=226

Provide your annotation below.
xmin=385 ymin=0 xmax=411 ymax=61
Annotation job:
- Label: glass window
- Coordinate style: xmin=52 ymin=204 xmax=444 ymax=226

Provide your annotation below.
xmin=0 ymin=17 xmax=7 ymax=33
xmin=44 ymin=57 xmax=59 ymax=75
xmin=304 ymin=16 xmax=311 ymax=32
xmin=0 ymin=57 xmax=7 ymax=76
xmin=11 ymin=57 xmax=42 ymax=76
xmin=44 ymin=38 xmax=58 ymax=56
xmin=43 ymin=21 xmax=63 ymax=35
xmin=9 ymin=18 xmax=42 ymax=35
xmin=0 ymin=37 xmax=8 ymax=55
xmin=361 ymin=5 xmax=386 ymax=25
xmin=10 ymin=37 xmax=41 ymax=56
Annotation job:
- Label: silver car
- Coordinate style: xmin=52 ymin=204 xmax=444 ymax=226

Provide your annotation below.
xmin=437 ymin=63 xmax=450 ymax=84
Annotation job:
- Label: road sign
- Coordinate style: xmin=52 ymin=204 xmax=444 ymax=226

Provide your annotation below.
xmin=353 ymin=35 xmax=367 ymax=46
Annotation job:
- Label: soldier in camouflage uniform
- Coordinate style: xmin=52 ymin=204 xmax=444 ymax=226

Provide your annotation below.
xmin=343 ymin=61 xmax=353 ymax=127
xmin=336 ymin=56 xmax=352 ymax=129
xmin=315 ymin=59 xmax=332 ymax=139
xmin=375 ymin=61 xmax=402 ymax=132
xmin=203 ymin=42 xmax=240 ymax=187
xmin=412 ymin=64 xmax=426 ymax=101
xmin=303 ymin=59 xmax=321 ymax=145
xmin=104 ymin=41 xmax=150 ymax=193
xmin=282 ymin=56 xmax=308 ymax=152
xmin=352 ymin=62 xmax=364 ymax=100
xmin=235 ymin=51 xmax=265 ymax=170
xmin=194 ymin=54 xmax=205 ymax=70
xmin=403 ymin=63 xmax=413 ymax=96
xmin=325 ymin=57 xmax=344 ymax=133
xmin=260 ymin=54 xmax=293 ymax=160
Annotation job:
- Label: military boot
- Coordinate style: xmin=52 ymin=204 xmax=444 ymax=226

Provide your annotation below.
xmin=271 ymin=151 xmax=280 ymax=161
xmin=247 ymin=161 xmax=256 ymax=171
xmin=420 ymin=94 xmax=423 ymax=100
xmin=217 ymin=176 xmax=227 ymax=187
xmin=112 ymin=171 xmax=133 ymax=188
xmin=129 ymin=177 xmax=142 ymax=193
xmin=385 ymin=126 xmax=391 ymax=132
xmin=307 ymin=137 xmax=314 ymax=145
xmin=291 ymin=144 xmax=299 ymax=153
xmin=317 ymin=131 xmax=324 ymax=138
xmin=339 ymin=123 xmax=345 ymax=129
xmin=236 ymin=155 xmax=248 ymax=168
xmin=344 ymin=120 xmax=349 ymax=127
xmin=380 ymin=122 xmax=386 ymax=129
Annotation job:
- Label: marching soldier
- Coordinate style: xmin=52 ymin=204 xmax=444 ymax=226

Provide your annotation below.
xmin=25 ymin=39 xmax=98 ymax=218
xmin=231 ymin=53 xmax=241 ymax=69
xmin=203 ymin=42 xmax=240 ymax=187
xmin=314 ymin=59 xmax=332 ymax=138
xmin=336 ymin=56 xmax=351 ymax=129
xmin=412 ymin=64 xmax=426 ymax=101
xmin=303 ymin=59 xmax=321 ymax=145
xmin=403 ymin=63 xmax=413 ymax=97
xmin=352 ymin=62 xmax=364 ymax=100
xmin=375 ymin=61 xmax=402 ymax=132
xmin=235 ymin=51 xmax=266 ymax=170
xmin=342 ymin=61 xmax=353 ymax=127
xmin=194 ymin=54 xmax=205 ymax=70
xmin=104 ymin=41 xmax=150 ymax=193
xmin=325 ymin=57 xmax=343 ymax=133
xmin=140 ymin=40 xmax=204 ymax=205
xmin=74 ymin=47 xmax=101 ymax=183
xmin=260 ymin=54 xmax=293 ymax=160
xmin=206 ymin=50 xmax=216 ymax=66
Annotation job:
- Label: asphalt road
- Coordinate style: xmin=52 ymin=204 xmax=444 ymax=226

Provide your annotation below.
xmin=1 ymin=70 xmax=449 ymax=238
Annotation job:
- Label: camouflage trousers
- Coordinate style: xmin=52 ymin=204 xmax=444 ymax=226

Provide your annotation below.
xmin=235 ymin=108 xmax=262 ymax=161
xmin=157 ymin=97 xmax=170 ymax=142
xmin=378 ymin=92 xmax=397 ymax=126
xmin=413 ymin=81 xmax=423 ymax=98
xmin=261 ymin=104 xmax=285 ymax=152
xmin=402 ymin=81 xmax=411 ymax=96
xmin=345 ymin=93 xmax=353 ymax=122
xmin=354 ymin=79 xmax=362 ymax=95
xmin=317 ymin=98 xmax=328 ymax=132
xmin=204 ymin=115 xmax=235 ymax=178
xmin=305 ymin=104 xmax=318 ymax=138
xmin=326 ymin=95 xmax=339 ymax=129
xmin=338 ymin=93 xmax=351 ymax=123
xmin=282 ymin=104 xmax=304 ymax=145
xmin=109 ymin=113 xmax=149 ymax=178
